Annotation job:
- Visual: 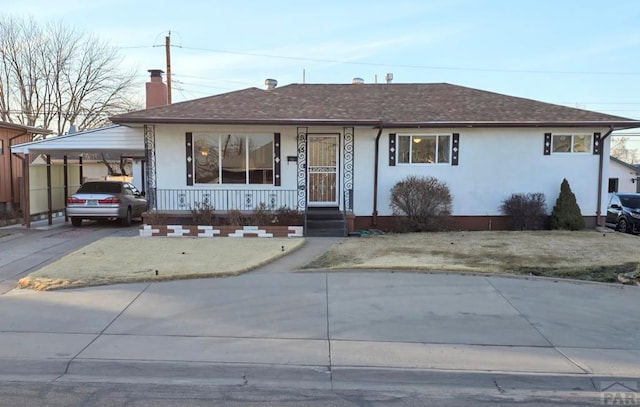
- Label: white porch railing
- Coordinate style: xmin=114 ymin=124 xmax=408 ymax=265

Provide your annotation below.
xmin=155 ymin=188 xmax=300 ymax=211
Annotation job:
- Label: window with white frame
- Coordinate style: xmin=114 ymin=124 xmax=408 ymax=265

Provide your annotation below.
xmin=397 ymin=134 xmax=450 ymax=164
xmin=193 ymin=134 xmax=273 ymax=184
xmin=552 ymin=134 xmax=591 ymax=153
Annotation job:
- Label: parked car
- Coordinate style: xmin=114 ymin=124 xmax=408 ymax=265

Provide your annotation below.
xmin=605 ymin=193 xmax=640 ymax=234
xmin=66 ymin=181 xmax=147 ymax=227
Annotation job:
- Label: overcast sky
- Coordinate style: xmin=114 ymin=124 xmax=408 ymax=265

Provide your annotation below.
xmin=5 ymin=0 xmax=640 ymax=126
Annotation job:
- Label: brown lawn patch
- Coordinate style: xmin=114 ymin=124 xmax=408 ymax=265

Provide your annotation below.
xmin=303 ymin=230 xmax=640 ymax=283
xmin=18 ymin=237 xmax=305 ymax=291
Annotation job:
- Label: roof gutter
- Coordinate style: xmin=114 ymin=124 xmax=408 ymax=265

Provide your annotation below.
xmin=372 ymin=123 xmax=384 ymax=225
xmin=110 ymin=117 xmax=640 ymax=129
xmin=596 ymin=126 xmax=615 ymax=226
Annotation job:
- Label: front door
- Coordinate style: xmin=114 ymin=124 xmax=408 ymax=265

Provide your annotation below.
xmin=308 ymin=135 xmax=339 ymax=206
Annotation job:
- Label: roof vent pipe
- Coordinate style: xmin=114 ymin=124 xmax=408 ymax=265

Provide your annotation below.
xmin=352 ymin=77 xmax=364 ymax=85
xmin=385 ymin=73 xmax=393 ymax=84
xmin=265 ymin=79 xmax=278 ymax=90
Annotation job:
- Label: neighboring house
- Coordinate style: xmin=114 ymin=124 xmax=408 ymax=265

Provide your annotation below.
xmin=31 ymin=153 xmax=134 ymax=183
xmin=608 ymin=156 xmax=639 ymax=193
xmin=0 ymin=122 xmax=51 ymax=213
xmin=110 ymin=75 xmax=640 ymax=234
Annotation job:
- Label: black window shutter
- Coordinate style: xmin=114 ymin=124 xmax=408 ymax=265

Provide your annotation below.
xmin=186 ymin=132 xmax=193 ymax=185
xmin=389 ymin=133 xmax=396 ymax=166
xmin=593 ymin=132 xmax=601 ymax=155
xmin=544 ymin=133 xmax=552 ymax=155
xmin=452 ymin=133 xmax=459 ymax=166
xmin=274 ymin=132 xmax=281 ymax=186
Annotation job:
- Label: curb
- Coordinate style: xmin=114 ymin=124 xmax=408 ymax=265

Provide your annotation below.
xmin=3 ymin=358 xmax=637 ymax=396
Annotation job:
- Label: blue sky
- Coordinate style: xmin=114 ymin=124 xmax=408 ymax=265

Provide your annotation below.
xmin=5 ymin=0 xmax=640 ymax=122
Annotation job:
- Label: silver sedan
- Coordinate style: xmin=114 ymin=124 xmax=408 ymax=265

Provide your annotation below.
xmin=66 ymin=181 xmax=147 ymax=227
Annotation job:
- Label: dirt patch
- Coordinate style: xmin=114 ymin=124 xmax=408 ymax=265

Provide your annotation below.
xmin=18 ymin=237 xmax=305 ymax=291
xmin=303 ymin=230 xmax=640 ymax=283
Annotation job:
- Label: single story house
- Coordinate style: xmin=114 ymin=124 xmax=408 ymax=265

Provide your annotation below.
xmin=0 ymin=122 xmax=51 ymax=214
xmin=608 ymin=156 xmax=639 ymax=193
xmin=110 ymin=75 xmax=640 ymax=235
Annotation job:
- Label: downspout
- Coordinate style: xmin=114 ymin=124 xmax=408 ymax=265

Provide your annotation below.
xmin=596 ymin=126 xmax=615 ymax=226
xmin=372 ymin=123 xmax=384 ymax=225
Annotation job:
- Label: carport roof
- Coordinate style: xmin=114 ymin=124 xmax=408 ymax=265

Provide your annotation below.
xmin=10 ymin=125 xmax=144 ymax=155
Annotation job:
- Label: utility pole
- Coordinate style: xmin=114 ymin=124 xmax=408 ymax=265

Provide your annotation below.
xmin=165 ymin=31 xmax=172 ymax=104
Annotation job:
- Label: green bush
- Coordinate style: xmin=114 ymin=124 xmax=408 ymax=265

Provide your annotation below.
xmin=390 ymin=175 xmax=452 ymax=232
xmin=499 ymin=193 xmax=547 ymax=230
xmin=549 ymin=179 xmax=585 ymax=230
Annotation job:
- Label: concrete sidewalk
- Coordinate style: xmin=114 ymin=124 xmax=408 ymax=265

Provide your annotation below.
xmin=0 ymin=268 xmax=638 ymax=394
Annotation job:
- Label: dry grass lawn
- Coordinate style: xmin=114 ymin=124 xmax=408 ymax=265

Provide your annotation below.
xmin=18 ymin=237 xmax=305 ymax=291
xmin=304 ymin=230 xmax=640 ymax=283
xmin=16 ymin=230 xmax=640 ymax=291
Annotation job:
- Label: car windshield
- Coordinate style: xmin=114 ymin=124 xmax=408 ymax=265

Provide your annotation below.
xmin=619 ymin=195 xmax=640 ymax=208
xmin=76 ymin=182 xmax=122 ymax=194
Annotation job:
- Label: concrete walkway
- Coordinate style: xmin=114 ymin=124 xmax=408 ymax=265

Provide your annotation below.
xmin=0 ymin=221 xmax=638 ymax=395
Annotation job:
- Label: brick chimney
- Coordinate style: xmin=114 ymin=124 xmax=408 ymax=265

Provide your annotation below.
xmin=146 ymin=69 xmax=168 ymax=108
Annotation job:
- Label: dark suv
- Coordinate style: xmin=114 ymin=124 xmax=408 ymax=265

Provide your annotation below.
xmin=605 ymin=193 xmax=640 ymax=233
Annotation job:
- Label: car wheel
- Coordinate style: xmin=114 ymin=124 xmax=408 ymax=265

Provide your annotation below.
xmin=71 ymin=217 xmax=82 ymax=227
xmin=121 ymin=207 xmax=132 ymax=226
xmin=617 ymin=218 xmax=628 ymax=233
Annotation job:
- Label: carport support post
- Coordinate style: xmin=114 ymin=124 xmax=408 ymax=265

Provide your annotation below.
xmin=22 ymin=153 xmax=30 ymax=228
xmin=46 ymin=154 xmax=52 ymax=225
xmin=63 ymin=156 xmax=68 ymax=223
xmin=79 ymin=156 xmax=83 ymax=185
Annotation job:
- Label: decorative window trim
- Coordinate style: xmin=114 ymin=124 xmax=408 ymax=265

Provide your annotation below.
xmin=593 ymin=132 xmax=601 ymax=155
xmin=274 ymin=132 xmax=281 ymax=186
xmin=550 ymin=133 xmax=592 ymax=154
xmin=389 ymin=133 xmax=396 ymax=166
xmin=544 ymin=133 xmax=552 ymax=155
xmin=185 ymin=132 xmax=193 ymax=186
xmin=396 ymin=133 xmax=452 ymax=164
xmin=452 ymin=133 xmax=459 ymax=166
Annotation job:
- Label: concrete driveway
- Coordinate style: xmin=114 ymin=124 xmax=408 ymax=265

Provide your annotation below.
xmin=0 ymin=219 xmax=639 ymax=395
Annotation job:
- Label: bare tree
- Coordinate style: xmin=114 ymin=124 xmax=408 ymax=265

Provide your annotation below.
xmin=0 ymin=16 xmax=139 ymax=136
xmin=611 ymin=136 xmax=640 ymax=164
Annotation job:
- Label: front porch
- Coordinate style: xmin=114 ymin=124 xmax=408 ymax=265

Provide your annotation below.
xmin=154 ymin=188 xmax=300 ymax=211
xmin=145 ymin=188 xmax=352 ymax=236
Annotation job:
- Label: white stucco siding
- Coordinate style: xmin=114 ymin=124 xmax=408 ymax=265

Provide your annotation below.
xmin=366 ymin=128 xmax=610 ymax=217
xmin=152 ymin=124 xmax=611 ymax=217
xmin=154 ymin=127 xmax=184 ymax=189
xmin=351 ymin=129 xmax=378 ymax=215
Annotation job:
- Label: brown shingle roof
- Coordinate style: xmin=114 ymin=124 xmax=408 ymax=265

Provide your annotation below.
xmin=110 ymin=83 xmax=640 ymax=128
xmin=0 ymin=121 xmax=52 ymax=134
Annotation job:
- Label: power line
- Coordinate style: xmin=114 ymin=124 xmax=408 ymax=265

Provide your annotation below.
xmin=178 ymin=45 xmax=640 ymax=77
xmin=114 ymin=43 xmax=640 ymax=77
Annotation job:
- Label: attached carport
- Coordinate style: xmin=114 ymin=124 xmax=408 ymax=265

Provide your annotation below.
xmin=10 ymin=125 xmax=144 ymax=228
